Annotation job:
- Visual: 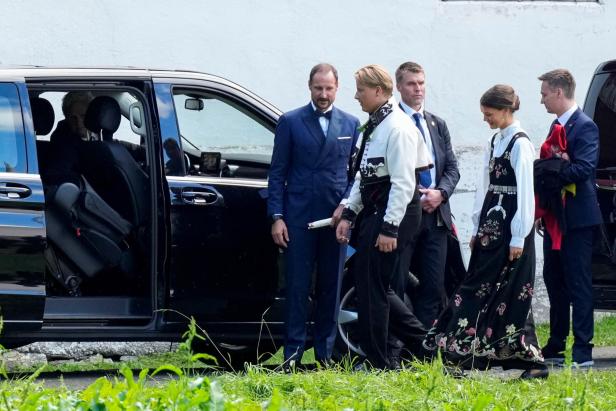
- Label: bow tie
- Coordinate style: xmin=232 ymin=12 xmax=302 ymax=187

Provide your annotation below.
xmin=315 ymin=110 xmax=332 ymax=120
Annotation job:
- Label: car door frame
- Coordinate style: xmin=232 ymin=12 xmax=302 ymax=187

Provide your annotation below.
xmin=0 ymin=79 xmax=46 ymax=334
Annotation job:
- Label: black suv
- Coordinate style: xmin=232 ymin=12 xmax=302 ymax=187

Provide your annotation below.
xmin=584 ymin=59 xmax=616 ymax=309
xmin=0 ymin=67 xmax=285 ymax=366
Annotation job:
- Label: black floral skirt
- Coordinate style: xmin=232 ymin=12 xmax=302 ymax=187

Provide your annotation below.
xmin=423 ymin=233 xmax=544 ymax=368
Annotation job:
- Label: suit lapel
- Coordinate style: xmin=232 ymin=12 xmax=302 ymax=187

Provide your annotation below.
xmin=301 ymin=104 xmax=326 ymax=147
xmin=424 ymin=111 xmax=440 ymax=180
xmin=315 ymin=108 xmax=342 ymax=166
xmin=564 ymin=107 xmax=582 ymax=141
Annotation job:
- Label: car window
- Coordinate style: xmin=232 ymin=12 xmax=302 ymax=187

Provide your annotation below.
xmin=0 ymin=83 xmax=27 ymax=173
xmin=37 ymin=91 xmax=142 ymax=146
xmin=173 ymin=91 xmax=273 ymax=156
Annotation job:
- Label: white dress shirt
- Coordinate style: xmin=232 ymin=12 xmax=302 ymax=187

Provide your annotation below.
xmin=399 ymin=101 xmax=436 ymax=188
xmin=557 ymin=103 xmax=578 ymax=126
xmin=310 ymin=101 xmax=332 ymax=135
xmin=471 ymin=120 xmax=535 ymax=248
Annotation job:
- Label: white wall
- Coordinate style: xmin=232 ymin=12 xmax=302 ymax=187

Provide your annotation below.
xmin=0 ymin=0 xmax=614 ymax=147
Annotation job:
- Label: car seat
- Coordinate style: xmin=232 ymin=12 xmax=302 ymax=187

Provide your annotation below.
xmin=31 ymin=96 xmax=55 ymax=174
xmin=44 ymin=177 xmax=134 ymax=296
xmin=80 ymin=96 xmax=150 ymax=236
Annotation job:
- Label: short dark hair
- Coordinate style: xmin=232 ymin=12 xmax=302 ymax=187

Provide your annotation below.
xmin=538 ymin=69 xmax=576 ymax=99
xmin=309 ymin=63 xmax=338 ymax=85
xmin=480 ymin=84 xmax=520 ymax=112
xmin=395 ymin=61 xmax=424 ymax=84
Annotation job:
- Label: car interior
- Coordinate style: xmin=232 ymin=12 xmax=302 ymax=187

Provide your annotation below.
xmin=592 ymin=73 xmax=616 ymax=285
xmin=29 ymin=87 xmax=153 ymax=322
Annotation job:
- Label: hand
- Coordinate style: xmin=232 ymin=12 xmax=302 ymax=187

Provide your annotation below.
xmin=534 ymin=219 xmax=544 ymax=237
xmin=271 ymin=219 xmax=289 ymax=248
xmin=419 ymin=188 xmax=443 ymax=214
xmin=375 ymin=234 xmax=397 ymax=253
xmin=509 ymin=246 xmax=523 ymax=261
xmin=470 ymin=236 xmax=476 ymax=251
xmin=331 ymin=204 xmax=346 ymax=227
xmin=336 ymin=220 xmax=351 ymax=244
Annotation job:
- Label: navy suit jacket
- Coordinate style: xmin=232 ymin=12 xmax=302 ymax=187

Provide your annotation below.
xmin=424 ymin=111 xmax=460 ymax=230
xmin=268 ymin=103 xmax=360 ymax=228
xmin=558 ymin=107 xmax=602 ymax=230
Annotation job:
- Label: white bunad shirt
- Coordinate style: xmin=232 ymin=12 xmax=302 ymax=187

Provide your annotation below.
xmin=346 ymin=97 xmax=432 ymax=229
xmin=471 ymin=120 xmax=535 ymax=248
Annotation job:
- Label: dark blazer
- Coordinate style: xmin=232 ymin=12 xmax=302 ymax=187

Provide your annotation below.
xmin=268 ymin=103 xmax=360 ymax=228
xmin=424 ymin=111 xmax=460 ymax=230
xmin=558 ymin=108 xmax=602 ymax=230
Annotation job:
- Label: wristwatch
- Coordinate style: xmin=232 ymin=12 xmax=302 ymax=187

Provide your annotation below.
xmin=270 ymin=214 xmax=284 ymax=224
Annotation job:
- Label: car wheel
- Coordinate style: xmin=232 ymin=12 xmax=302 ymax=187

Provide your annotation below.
xmin=332 ymin=268 xmax=366 ymax=362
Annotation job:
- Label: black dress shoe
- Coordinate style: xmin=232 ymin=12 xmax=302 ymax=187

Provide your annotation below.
xmin=519 ymin=366 xmax=549 ymax=380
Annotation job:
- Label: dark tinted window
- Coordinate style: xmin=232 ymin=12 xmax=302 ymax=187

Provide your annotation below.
xmin=0 ymin=83 xmax=26 ymax=173
xmin=590 ymin=74 xmax=616 ymax=169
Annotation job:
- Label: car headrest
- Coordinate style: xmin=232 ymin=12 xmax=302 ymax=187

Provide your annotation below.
xmin=85 ymin=96 xmax=121 ymax=141
xmin=30 ymin=97 xmax=55 ymax=135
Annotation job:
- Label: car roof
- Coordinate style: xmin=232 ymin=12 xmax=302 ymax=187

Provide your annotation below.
xmin=0 ymin=65 xmax=281 ymax=115
xmin=595 ymin=60 xmax=616 ymax=74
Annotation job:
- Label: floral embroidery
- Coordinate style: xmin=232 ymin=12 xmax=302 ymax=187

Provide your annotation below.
xmin=493 ymin=163 xmax=509 ymax=179
xmin=486 ymin=327 xmax=493 ymax=338
xmin=518 ymin=283 xmax=534 ymax=301
xmin=475 ymin=283 xmax=492 ymax=298
xmin=465 ymin=327 xmax=476 ymax=336
xmin=458 ymin=318 xmax=468 ymax=328
xmin=477 ymin=217 xmax=502 ymax=247
xmin=454 ymin=294 xmax=462 ymax=307
xmin=506 ymin=324 xmax=517 ymax=335
xmin=496 ymin=302 xmax=507 ymax=316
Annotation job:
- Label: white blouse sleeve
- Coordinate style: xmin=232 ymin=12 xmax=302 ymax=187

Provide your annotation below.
xmin=345 ymin=171 xmax=364 ymax=216
xmin=384 ymin=126 xmax=417 ymax=226
xmin=471 ymin=138 xmax=492 ymax=236
xmin=509 ymin=137 xmax=536 ymax=248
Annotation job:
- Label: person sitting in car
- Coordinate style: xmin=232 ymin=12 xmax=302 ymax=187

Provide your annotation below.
xmin=43 ymin=91 xmax=94 ymax=187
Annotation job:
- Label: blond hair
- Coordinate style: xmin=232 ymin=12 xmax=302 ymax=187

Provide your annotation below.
xmin=354 ymin=65 xmax=393 ymax=96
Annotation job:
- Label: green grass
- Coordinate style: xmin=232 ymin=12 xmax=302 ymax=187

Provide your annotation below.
xmin=1 ymin=361 xmax=616 ymax=409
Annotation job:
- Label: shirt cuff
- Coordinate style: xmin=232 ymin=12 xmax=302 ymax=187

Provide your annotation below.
xmin=340 ymin=198 xmax=349 ymax=206
xmin=510 ymin=236 xmax=524 ymax=248
xmin=380 ymin=221 xmax=399 ymax=238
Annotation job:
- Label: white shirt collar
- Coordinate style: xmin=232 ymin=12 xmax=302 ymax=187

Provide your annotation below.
xmin=310 ymin=101 xmax=333 ymax=114
xmin=399 ymin=100 xmax=424 ymax=117
xmin=498 ymin=120 xmax=521 ymax=140
xmin=557 ymin=103 xmax=578 ymax=126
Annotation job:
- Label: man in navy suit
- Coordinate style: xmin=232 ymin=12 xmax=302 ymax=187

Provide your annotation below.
xmin=539 ymin=69 xmax=602 ymax=367
xmin=393 ymin=61 xmax=460 ymax=328
xmin=268 ymin=63 xmax=360 ymax=365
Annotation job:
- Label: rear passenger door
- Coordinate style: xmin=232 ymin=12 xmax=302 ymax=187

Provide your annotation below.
xmin=0 ymin=81 xmax=46 ymax=331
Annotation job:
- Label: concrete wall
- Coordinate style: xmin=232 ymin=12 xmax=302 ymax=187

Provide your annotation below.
xmin=1 ymin=0 xmax=614 ymax=147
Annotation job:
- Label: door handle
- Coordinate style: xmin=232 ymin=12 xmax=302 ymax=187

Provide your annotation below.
xmin=0 ymin=182 xmax=32 ymax=199
xmin=181 ymin=189 xmax=218 ymax=205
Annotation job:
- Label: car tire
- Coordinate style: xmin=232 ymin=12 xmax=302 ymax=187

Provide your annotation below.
xmin=332 ymin=267 xmax=366 ymax=363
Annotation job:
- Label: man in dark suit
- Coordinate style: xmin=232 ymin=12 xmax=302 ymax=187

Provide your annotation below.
xmin=393 ymin=61 xmax=460 ymax=328
xmin=539 ymin=68 xmax=602 ymax=368
xmin=268 ymin=63 xmax=360 ymax=366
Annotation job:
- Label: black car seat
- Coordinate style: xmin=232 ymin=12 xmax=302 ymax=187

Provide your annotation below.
xmin=80 ymin=96 xmax=150 ymax=237
xmin=44 ymin=177 xmax=134 ymax=295
xmin=30 ymin=97 xmax=55 ymax=174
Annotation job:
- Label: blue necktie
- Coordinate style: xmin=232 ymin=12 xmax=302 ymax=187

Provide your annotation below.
xmin=413 ymin=113 xmax=432 ymax=188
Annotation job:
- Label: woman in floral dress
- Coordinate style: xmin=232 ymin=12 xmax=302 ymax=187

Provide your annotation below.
xmin=423 ymin=85 xmax=548 ymax=379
